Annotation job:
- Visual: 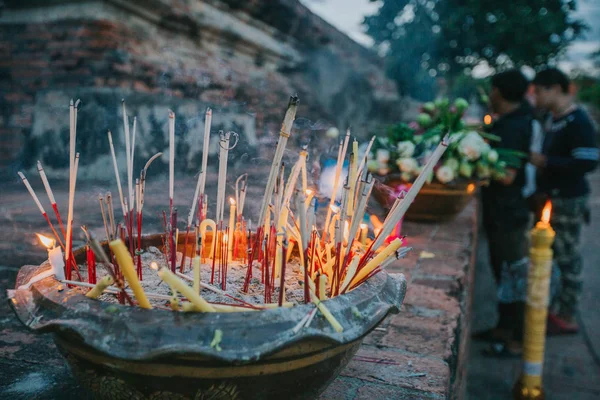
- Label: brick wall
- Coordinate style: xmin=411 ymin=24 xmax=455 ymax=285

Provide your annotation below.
xmin=0 ymin=0 xmax=401 ymax=175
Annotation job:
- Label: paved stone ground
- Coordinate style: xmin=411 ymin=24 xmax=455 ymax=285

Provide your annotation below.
xmin=467 ymin=170 xmax=600 ymax=400
xmin=0 ymin=170 xmax=477 ymax=399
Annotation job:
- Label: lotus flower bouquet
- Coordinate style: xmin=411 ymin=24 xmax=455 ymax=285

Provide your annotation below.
xmin=368 ymin=98 xmax=526 ymax=185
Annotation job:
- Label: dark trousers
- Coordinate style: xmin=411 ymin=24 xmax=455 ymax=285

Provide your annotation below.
xmin=550 ymin=195 xmax=589 ymax=318
xmin=486 ymin=223 xmax=530 ymax=341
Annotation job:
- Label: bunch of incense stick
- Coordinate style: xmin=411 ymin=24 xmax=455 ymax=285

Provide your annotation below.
xmin=20 ymin=97 xmax=448 ymax=334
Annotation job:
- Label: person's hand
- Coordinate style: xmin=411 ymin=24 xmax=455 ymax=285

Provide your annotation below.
xmin=530 ymin=152 xmax=547 ymax=168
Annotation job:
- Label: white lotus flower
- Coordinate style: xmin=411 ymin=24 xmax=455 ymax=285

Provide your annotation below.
xmin=396 ymin=140 xmax=415 ymax=158
xmin=401 ymin=172 xmax=413 ymax=182
xmin=487 ymin=149 xmax=499 ymax=163
xmin=376 ymin=149 xmax=390 ymax=163
xmin=436 ymin=165 xmax=455 ymax=184
xmin=444 ymin=158 xmax=460 ymax=172
xmin=458 ymin=131 xmax=488 ymax=161
xmin=396 ymin=157 xmax=418 ymax=173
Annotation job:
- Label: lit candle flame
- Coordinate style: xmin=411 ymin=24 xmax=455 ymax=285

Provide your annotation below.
xmin=229 ymin=197 xmax=235 ymax=205
xmin=541 ymin=201 xmax=552 ymax=224
xmin=360 ymin=223 xmax=368 ymax=230
xmin=150 ymin=261 xmax=159 ymax=271
xmin=223 ymin=234 xmax=228 ymax=243
xmin=330 ymin=205 xmax=340 ymax=213
xmin=467 ymin=183 xmax=475 ymax=194
xmin=37 ymin=233 xmax=55 ymax=249
xmin=484 ymin=115 xmax=492 ymax=125
xmin=306 ymin=189 xmax=313 ymax=196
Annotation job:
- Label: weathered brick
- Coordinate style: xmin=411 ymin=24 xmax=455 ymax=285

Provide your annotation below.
xmin=378 ymin=311 xmax=457 ymax=360
xmin=356 ymin=383 xmax=443 ymax=399
xmin=342 ymin=346 xmax=450 ymax=395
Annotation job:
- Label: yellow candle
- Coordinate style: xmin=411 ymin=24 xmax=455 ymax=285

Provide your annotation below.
xmin=515 ymin=201 xmax=555 ymax=397
xmin=200 ymin=219 xmax=216 ymax=260
xmin=318 ymin=274 xmax=327 ymax=300
xmin=228 ymin=198 xmax=236 ymax=262
xmin=350 ymin=238 xmax=403 ymax=288
xmin=157 ymin=267 xmax=215 ymax=312
xmin=85 ymin=275 xmax=114 ymax=299
xmin=193 ymin=256 xmax=201 ymax=293
xmin=110 ymin=240 xmax=152 ymax=309
xmin=306 ymin=278 xmax=343 ymax=333
xmin=360 ymin=223 xmax=368 ymax=246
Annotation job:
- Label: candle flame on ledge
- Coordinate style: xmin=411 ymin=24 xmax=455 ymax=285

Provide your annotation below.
xmin=37 ymin=233 xmax=55 ymax=249
xmin=541 ymin=201 xmax=552 ymax=224
xmin=229 ymin=197 xmax=235 ymax=205
xmin=484 ymin=114 xmax=492 ymax=125
xmin=467 ymin=183 xmax=475 ymax=194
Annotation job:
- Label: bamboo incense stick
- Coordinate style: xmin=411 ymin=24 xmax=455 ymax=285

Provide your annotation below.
xmin=188 ymin=110 xmax=212 ymax=228
xmin=122 ymin=101 xmax=134 ymax=217
xmin=215 ymin=131 xmax=230 ymax=222
xmin=323 ymin=130 xmax=350 ymax=244
xmin=169 ymin=110 xmax=175 ymax=216
xmin=36 ymin=161 xmax=66 ymax=238
xmin=257 ymin=96 xmax=298 ymax=230
xmin=108 ymin=130 xmax=126 ymax=216
xmin=198 ymin=107 xmax=212 ymax=200
xmin=371 ymin=135 xmax=449 ymax=252
xmin=65 ymin=152 xmax=79 ymax=281
xmin=98 ymin=195 xmax=110 ymax=241
xmin=18 ymin=171 xmax=64 ymax=249
xmin=356 ymin=135 xmax=375 ymax=177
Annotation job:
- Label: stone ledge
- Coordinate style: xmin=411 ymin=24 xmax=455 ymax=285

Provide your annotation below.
xmin=322 ymin=199 xmax=478 ymax=399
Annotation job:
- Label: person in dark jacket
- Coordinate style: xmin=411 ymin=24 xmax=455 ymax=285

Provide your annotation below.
xmin=531 ymin=68 xmax=598 ymax=334
xmin=481 ymin=69 xmax=533 ymax=357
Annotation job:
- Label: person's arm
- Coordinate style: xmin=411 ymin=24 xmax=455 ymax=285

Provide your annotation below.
xmin=531 ymin=117 xmax=598 ymax=174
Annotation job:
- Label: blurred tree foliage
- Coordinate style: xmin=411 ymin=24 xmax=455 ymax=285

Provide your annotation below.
xmin=574 ymin=50 xmax=600 ymax=111
xmin=364 ymin=0 xmax=586 ymax=100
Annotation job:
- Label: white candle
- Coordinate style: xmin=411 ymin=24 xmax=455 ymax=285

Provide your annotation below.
xmin=48 ymin=245 xmax=66 ymax=281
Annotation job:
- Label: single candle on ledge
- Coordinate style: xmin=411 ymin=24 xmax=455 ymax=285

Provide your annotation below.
xmin=37 ymin=233 xmax=65 ymax=281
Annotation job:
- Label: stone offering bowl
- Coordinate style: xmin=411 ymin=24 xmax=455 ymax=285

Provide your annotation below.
xmin=8 ymin=234 xmax=407 ymax=400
